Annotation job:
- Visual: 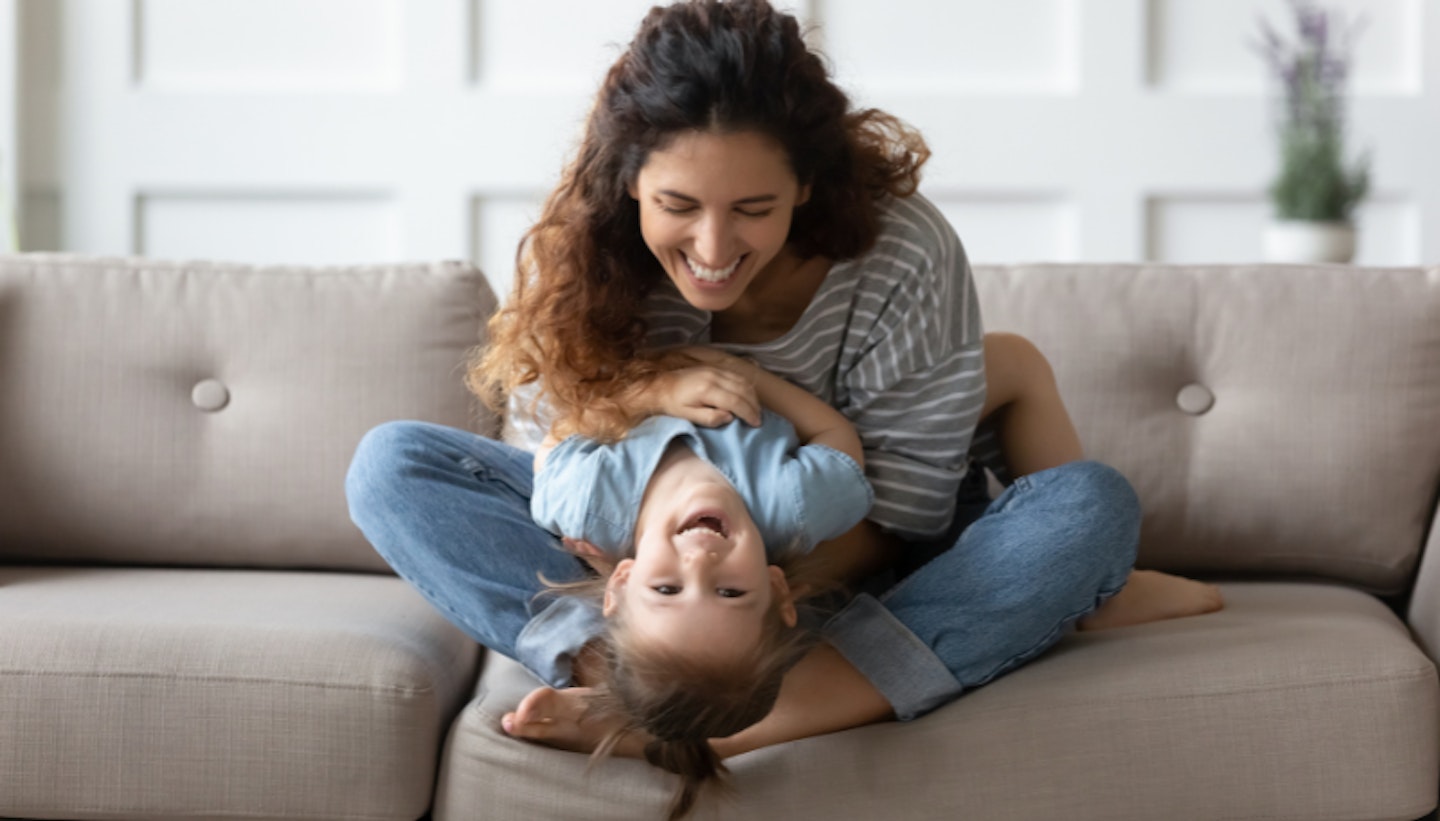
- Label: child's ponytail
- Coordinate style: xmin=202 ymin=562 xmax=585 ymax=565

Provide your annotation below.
xmin=576 ymin=605 xmax=814 ymax=820
xmin=643 ymin=738 xmax=728 ymax=821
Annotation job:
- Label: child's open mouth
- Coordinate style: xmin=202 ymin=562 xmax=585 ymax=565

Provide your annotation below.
xmin=676 ymin=510 xmax=729 ymax=539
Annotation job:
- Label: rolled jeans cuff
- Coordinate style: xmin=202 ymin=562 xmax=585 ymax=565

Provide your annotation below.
xmin=514 ymin=596 xmax=605 ymax=688
xmin=822 ymin=593 xmax=962 ymax=721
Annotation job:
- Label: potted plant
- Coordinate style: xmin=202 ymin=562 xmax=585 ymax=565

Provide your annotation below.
xmin=1254 ymin=0 xmax=1369 ymax=263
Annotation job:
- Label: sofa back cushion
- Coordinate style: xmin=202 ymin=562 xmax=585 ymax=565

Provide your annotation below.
xmin=0 ymin=255 xmax=496 ymax=572
xmin=974 ymin=263 xmax=1440 ymax=595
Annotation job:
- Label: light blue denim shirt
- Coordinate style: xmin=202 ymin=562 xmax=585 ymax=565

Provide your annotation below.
xmin=531 ymin=411 xmax=873 ymax=560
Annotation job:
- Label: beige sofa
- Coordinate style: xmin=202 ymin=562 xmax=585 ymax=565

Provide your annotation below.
xmin=2 ymin=253 xmax=1438 ymax=821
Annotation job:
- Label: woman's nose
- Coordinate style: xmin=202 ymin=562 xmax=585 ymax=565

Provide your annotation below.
xmin=693 ymin=214 xmax=731 ymax=265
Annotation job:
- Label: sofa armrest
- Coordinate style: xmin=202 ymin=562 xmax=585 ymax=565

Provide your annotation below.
xmin=1407 ymin=505 xmax=1440 ymax=658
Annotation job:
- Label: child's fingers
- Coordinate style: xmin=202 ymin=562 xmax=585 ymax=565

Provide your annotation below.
xmin=703 ymin=375 xmax=761 ymax=426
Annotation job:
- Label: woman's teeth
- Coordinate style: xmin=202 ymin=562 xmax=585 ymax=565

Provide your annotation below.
xmin=686 ymin=255 xmax=740 ymax=283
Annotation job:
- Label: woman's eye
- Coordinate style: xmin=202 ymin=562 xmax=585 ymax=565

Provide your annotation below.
xmin=737 ymin=209 xmax=774 ymax=218
xmin=716 ymin=588 xmax=746 ymax=599
xmin=656 ymin=202 xmax=695 ymax=215
xmin=653 ymin=585 xmax=681 ymax=595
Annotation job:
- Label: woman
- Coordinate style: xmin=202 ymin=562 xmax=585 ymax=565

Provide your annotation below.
xmin=346 ymin=0 xmax=1220 ymax=777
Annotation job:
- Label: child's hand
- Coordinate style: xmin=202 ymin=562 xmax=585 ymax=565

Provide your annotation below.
xmin=644 ymin=349 xmax=761 ymax=427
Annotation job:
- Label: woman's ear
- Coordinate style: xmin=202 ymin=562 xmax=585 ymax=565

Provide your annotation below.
xmin=795 ymin=182 xmax=812 ymax=208
xmin=603 ymin=558 xmax=635 ymax=618
xmin=627 ymin=179 xmax=640 ymax=200
xmin=769 ymin=565 xmax=798 ymax=628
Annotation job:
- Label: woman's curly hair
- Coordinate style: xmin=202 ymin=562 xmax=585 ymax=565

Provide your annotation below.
xmin=471 ymin=0 xmax=929 ymax=440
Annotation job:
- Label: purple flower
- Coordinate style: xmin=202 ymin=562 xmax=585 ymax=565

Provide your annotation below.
xmin=1252 ymin=1 xmax=1371 ymax=221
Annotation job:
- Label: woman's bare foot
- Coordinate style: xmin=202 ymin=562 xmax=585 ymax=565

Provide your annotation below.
xmin=1078 ymin=569 xmax=1224 ymax=631
xmin=501 ymin=686 xmax=646 ymax=757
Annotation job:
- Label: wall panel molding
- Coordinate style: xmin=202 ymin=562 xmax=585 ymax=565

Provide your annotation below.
xmin=471 ymin=192 xmax=544 ymax=300
xmin=134 ymin=0 xmax=404 ymax=92
xmin=136 ymin=191 xmax=401 ymax=265
xmin=1147 ymin=0 xmax=1424 ymax=95
xmin=931 ymin=193 xmax=1079 ymax=264
xmin=18 ymin=1 xmax=1440 ymax=265
xmin=817 ymin=0 xmax=1080 ymax=95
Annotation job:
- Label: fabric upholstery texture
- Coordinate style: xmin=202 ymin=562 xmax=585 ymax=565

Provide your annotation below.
xmin=0 ymin=565 xmax=479 ymax=821
xmin=0 ymin=254 xmax=497 ymax=571
xmin=437 ymin=583 xmax=1438 ymax=821
xmin=4 ymin=253 xmax=1438 ymax=821
xmin=973 ymin=263 xmax=1440 ymax=595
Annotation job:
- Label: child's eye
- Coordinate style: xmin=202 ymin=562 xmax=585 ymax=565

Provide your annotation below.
xmin=716 ymin=588 xmax=746 ymax=598
xmin=653 ymin=585 xmax=682 ymax=595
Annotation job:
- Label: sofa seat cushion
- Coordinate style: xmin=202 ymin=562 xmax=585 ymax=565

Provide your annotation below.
xmin=0 ymin=565 xmax=480 ymax=821
xmin=433 ymin=582 xmax=1437 ymax=821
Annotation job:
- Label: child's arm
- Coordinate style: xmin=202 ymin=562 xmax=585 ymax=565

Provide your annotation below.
xmin=678 ymin=347 xmax=891 ymax=582
xmin=531 ymin=435 xmax=617 ymax=575
xmin=677 ymin=347 xmax=863 ymax=466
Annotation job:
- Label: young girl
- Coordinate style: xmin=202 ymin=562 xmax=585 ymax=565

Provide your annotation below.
xmin=521 ymin=348 xmax=873 ymax=820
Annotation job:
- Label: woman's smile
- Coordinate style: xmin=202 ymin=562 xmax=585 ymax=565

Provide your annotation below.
xmin=683 ymin=253 xmax=745 ymax=286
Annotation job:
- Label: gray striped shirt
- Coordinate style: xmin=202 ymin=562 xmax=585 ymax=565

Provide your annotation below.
xmin=506 ymin=193 xmax=984 ymax=540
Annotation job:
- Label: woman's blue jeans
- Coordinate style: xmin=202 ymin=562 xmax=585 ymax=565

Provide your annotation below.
xmin=346 ymin=420 xmax=1139 ymax=720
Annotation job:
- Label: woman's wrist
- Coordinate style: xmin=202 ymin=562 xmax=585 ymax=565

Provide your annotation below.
xmin=618 ymin=372 xmax=663 ymax=418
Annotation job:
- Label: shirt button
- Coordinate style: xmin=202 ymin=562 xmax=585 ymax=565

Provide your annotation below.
xmin=1176 ymin=383 xmax=1214 ymax=416
xmin=192 ymin=379 xmax=230 ymax=412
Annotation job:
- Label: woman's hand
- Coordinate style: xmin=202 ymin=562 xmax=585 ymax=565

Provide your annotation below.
xmin=640 ymin=347 xmax=761 ymax=428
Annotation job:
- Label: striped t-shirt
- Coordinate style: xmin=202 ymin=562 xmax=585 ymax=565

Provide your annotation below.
xmin=507 ymin=193 xmax=985 ymax=540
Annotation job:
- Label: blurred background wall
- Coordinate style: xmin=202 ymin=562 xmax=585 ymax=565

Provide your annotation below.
xmin=6 ymin=0 xmax=1437 ymax=298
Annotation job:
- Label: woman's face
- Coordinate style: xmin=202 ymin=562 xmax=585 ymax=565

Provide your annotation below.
xmin=629 ymin=130 xmax=810 ymax=314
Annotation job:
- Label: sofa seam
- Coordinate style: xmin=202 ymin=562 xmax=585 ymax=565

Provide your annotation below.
xmin=0 ymin=668 xmax=438 ymax=696
xmin=963 ymin=668 xmax=1438 ymax=718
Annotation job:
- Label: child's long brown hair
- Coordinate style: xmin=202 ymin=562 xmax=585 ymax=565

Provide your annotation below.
xmin=471 ymin=0 xmax=929 ymax=442
xmin=590 ymin=605 xmax=813 ymax=820
xmin=542 ymin=549 xmax=829 ymax=820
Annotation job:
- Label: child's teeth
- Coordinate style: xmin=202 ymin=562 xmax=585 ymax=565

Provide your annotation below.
xmin=687 ymin=255 xmax=739 ymax=282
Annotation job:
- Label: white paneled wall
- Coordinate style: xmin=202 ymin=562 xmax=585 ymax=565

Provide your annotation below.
xmin=15 ymin=0 xmax=1440 ymax=301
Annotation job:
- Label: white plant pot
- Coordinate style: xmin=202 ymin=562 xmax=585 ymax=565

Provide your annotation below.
xmin=1263 ymin=220 xmax=1357 ymax=264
